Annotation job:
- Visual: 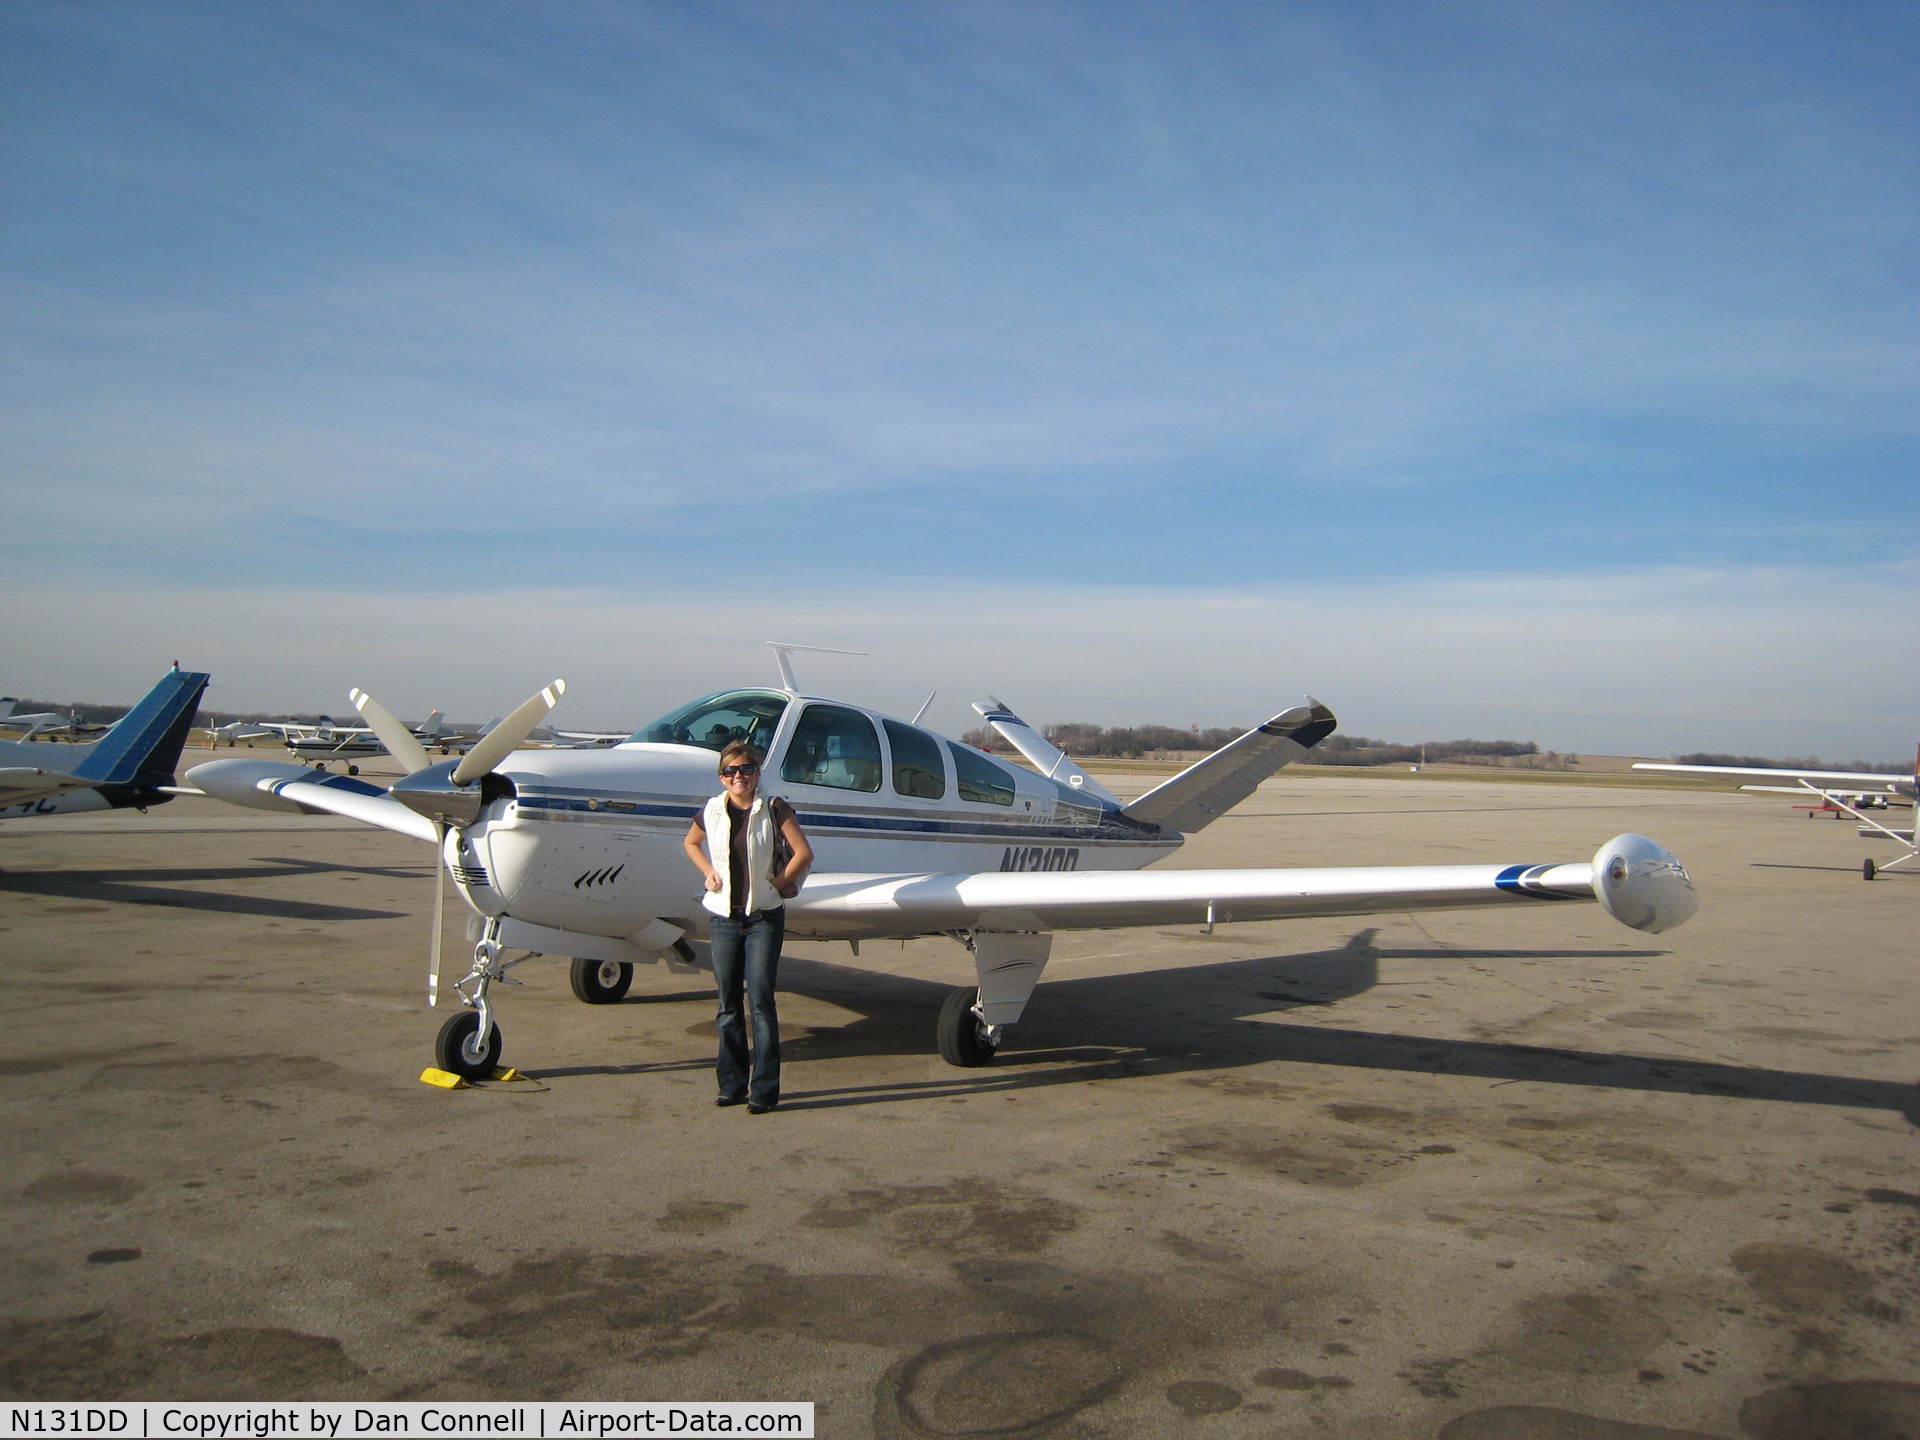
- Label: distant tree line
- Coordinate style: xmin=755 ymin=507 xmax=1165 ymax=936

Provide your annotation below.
xmin=8 ymin=697 xmax=294 ymax=728
xmin=15 ymin=688 xmax=1905 ymax=775
xmin=1308 ymin=735 xmax=1541 ymax=767
xmin=958 ymin=723 xmax=1907 ymax=774
xmin=959 ymin=721 xmax=1543 ymax=765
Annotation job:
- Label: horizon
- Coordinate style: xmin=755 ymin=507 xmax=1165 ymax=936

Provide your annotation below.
xmin=7 ymin=674 xmax=1911 ymax=775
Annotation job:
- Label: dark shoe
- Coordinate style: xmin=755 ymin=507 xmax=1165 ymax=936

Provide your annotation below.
xmin=715 ymin=1093 xmax=747 ymax=1108
xmin=746 ymin=1100 xmax=774 ymax=1114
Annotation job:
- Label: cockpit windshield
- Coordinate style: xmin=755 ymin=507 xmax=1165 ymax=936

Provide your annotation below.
xmin=628 ymin=689 xmax=790 ymax=753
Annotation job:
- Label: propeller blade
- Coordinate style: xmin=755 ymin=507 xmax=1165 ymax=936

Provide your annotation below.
xmin=429 ymin=822 xmax=447 ymax=1006
xmin=349 ymin=688 xmax=431 ymax=775
xmin=452 ymin=679 xmax=566 ymax=784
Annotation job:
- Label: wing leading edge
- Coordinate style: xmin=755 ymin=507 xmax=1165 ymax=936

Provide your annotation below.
xmin=188 ymin=756 xmax=439 ymax=840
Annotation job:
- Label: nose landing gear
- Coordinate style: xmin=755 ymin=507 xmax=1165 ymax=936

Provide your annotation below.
xmin=434 ymin=921 xmax=531 ymax=1079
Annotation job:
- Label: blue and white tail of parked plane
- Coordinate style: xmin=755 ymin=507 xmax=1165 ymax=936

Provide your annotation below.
xmin=0 ymin=667 xmax=210 ymax=819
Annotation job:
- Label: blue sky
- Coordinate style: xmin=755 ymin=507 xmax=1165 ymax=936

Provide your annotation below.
xmin=3 ymin=1 xmax=1915 ymax=759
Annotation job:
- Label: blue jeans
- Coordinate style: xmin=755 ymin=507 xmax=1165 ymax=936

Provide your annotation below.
xmin=708 ymin=908 xmax=784 ymax=1107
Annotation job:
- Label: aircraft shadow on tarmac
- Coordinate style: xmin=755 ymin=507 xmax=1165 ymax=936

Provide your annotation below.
xmin=0 ymin=856 xmax=414 ymax=921
xmin=537 ymin=928 xmax=1918 ymax=1125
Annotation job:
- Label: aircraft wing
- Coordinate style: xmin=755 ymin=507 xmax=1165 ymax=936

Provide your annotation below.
xmin=1635 ymin=762 xmax=1906 ymax=787
xmin=788 ymin=832 xmax=1694 ymax=941
xmin=550 ymin=729 xmax=627 ymax=748
xmin=0 ymin=711 xmax=66 ymax=732
xmin=1737 ymin=784 xmax=1896 ymax=798
xmin=186 ymin=757 xmax=438 ymax=841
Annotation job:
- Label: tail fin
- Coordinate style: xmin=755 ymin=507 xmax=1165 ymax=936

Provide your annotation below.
xmin=417 ymin=709 xmax=447 ymax=740
xmin=971 ymin=698 xmax=1120 ymax=806
xmin=1121 ymin=698 xmax=1336 ymax=834
xmin=71 ymin=669 xmax=210 ymax=788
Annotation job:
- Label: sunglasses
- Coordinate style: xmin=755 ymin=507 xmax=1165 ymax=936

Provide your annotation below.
xmin=720 ymin=764 xmax=760 ymax=778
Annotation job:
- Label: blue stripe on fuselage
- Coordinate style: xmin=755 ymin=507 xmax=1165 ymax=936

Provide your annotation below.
xmin=513 ymin=790 xmax=1156 ymax=845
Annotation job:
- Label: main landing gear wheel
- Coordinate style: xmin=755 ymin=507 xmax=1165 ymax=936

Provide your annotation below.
xmin=435 ymin=1009 xmax=501 ymax=1079
xmin=569 ymin=957 xmax=634 ymax=1004
xmin=938 ymin=987 xmax=1001 ymax=1067
xmin=1863 ymin=858 xmax=1877 ymax=881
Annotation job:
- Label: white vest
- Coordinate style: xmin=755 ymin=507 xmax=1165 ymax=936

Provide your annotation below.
xmin=701 ymin=792 xmax=784 ymax=917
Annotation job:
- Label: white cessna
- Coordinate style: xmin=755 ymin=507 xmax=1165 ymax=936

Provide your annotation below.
xmin=188 ymin=646 xmax=1697 ymax=1079
xmin=260 ymin=710 xmax=456 ymax=771
xmin=1634 ymin=748 xmax=1917 ymax=881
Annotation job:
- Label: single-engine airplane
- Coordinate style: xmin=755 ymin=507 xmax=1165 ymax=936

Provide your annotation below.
xmin=189 ymin=646 xmax=1697 ymax=1079
xmin=1634 ymin=750 xmax=1918 ymax=880
xmin=201 ymin=719 xmax=275 ymax=747
xmin=262 ymin=710 xmax=454 ymax=771
xmin=1 ymin=667 xmax=210 ymax=819
xmin=0 ymin=698 xmax=72 ymax=737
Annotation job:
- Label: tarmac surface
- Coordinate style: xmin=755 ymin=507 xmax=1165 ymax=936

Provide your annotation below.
xmin=1 ymin=765 xmax=1915 ymax=1437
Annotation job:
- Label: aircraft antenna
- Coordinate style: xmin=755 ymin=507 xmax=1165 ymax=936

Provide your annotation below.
xmin=911 ymin=691 xmax=937 ymax=726
xmin=767 ymin=642 xmax=867 ymax=696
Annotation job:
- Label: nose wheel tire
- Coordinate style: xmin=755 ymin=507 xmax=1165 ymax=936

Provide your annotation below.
xmin=1863 ymin=858 xmax=1877 ymax=881
xmin=435 ymin=1010 xmax=501 ymax=1079
xmin=938 ymin=986 xmax=1001 ymax=1067
xmin=569 ymin=957 xmax=634 ymax=1004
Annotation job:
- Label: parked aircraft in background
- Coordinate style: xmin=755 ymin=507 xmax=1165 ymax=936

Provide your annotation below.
xmin=431 ymin=717 xmax=627 ymax=754
xmin=1634 ymin=750 xmax=1918 ymax=880
xmin=200 ymin=720 xmax=275 ymax=747
xmin=0 ymin=701 xmax=127 ymax=740
xmin=542 ymin=726 xmax=628 ymax=749
xmin=1 ymin=668 xmax=210 ymax=819
xmin=0 ymin=699 xmax=70 ymax=736
xmin=189 ymin=646 xmax=1697 ymax=1081
xmin=261 ymin=710 xmax=454 ymax=772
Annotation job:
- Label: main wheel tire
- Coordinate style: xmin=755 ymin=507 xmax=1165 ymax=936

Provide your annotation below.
xmin=938 ymin=986 xmax=1000 ymax=1067
xmin=435 ymin=1010 xmax=501 ymax=1079
xmin=569 ymin=957 xmax=633 ymax=1004
xmin=1863 ymin=858 xmax=1877 ymax=881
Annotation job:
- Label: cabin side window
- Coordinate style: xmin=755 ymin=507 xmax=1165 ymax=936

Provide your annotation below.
xmin=884 ymin=719 xmax=947 ymax=801
xmin=782 ymin=704 xmax=882 ymax=793
xmin=948 ymin=740 xmax=1015 ymax=806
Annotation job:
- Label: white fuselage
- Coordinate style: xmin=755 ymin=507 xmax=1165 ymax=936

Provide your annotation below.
xmin=0 ymin=785 xmax=121 ymax=820
xmin=450 ymin=693 xmax=1180 ymax=945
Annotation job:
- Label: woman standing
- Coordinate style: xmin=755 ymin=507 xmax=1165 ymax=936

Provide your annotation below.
xmin=683 ymin=742 xmax=813 ymax=1113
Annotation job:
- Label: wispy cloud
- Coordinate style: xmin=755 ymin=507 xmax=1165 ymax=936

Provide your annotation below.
xmin=2 ymin=2 xmax=1914 ymax=754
